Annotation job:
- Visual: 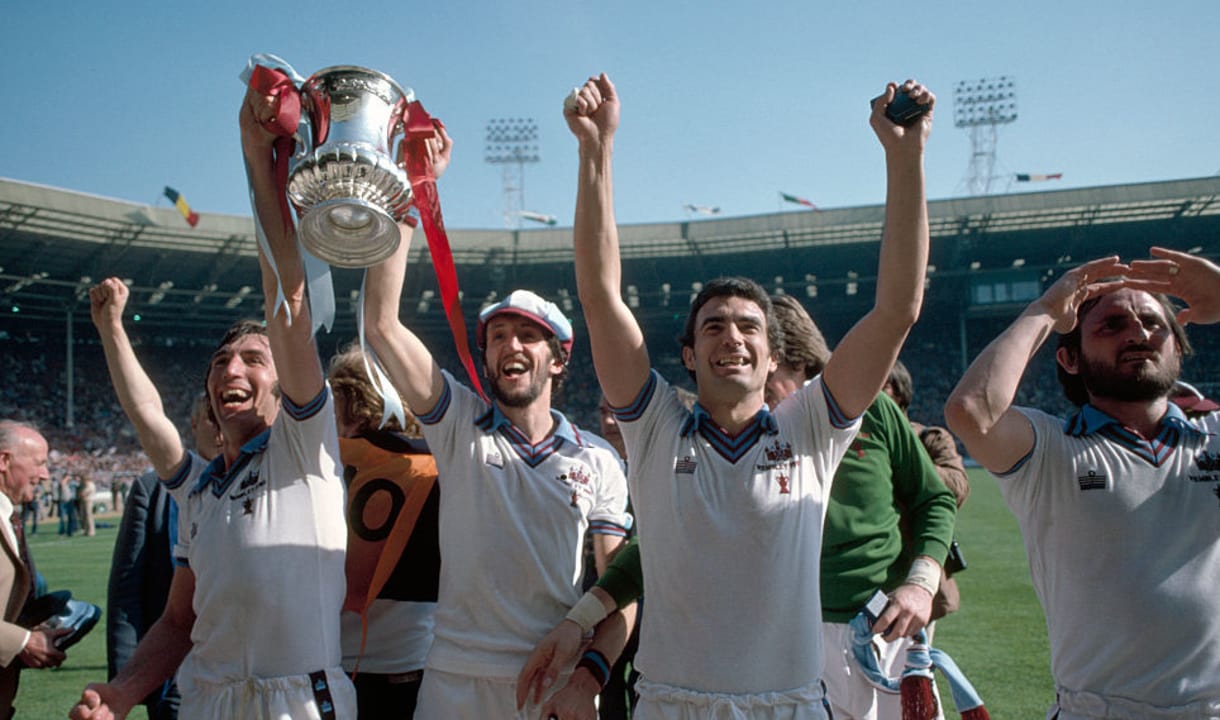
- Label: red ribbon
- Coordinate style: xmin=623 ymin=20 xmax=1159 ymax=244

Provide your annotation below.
xmin=402 ymin=100 xmax=488 ymax=403
xmin=246 ymin=65 xmax=301 ymax=237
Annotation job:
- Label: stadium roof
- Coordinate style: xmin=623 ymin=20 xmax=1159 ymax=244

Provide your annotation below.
xmin=2 ymin=175 xmax=1218 ymax=337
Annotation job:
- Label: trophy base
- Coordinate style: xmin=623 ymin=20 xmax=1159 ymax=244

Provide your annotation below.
xmin=298 ymin=198 xmax=401 ymax=268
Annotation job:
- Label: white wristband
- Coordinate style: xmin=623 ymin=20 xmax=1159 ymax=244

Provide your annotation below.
xmin=564 ymin=592 xmax=609 ymax=634
xmin=905 ymin=557 xmax=941 ymax=597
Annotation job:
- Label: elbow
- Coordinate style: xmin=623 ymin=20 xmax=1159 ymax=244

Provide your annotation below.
xmin=942 ymin=393 xmax=979 ymax=439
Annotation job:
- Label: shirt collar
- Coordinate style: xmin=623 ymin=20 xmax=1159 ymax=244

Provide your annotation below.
xmin=1064 ymin=401 xmax=1204 ymax=438
xmin=196 ymin=428 xmax=271 ymax=493
xmin=484 ymin=403 xmax=582 ymax=447
xmin=680 ymin=401 xmax=779 ymax=438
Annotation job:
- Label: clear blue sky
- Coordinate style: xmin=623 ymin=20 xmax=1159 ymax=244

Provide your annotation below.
xmin=3 ymin=1 xmax=1217 ymax=229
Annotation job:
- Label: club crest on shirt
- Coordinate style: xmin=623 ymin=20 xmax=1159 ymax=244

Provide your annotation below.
xmin=558 ymin=465 xmax=594 ymax=508
xmin=485 ymin=450 xmax=504 ymax=469
xmin=674 ymin=456 xmax=697 ymax=474
xmin=230 ymin=469 xmax=265 ymax=504
xmin=1078 ymin=470 xmax=1107 ymax=491
xmin=756 ymin=440 xmax=794 ymax=472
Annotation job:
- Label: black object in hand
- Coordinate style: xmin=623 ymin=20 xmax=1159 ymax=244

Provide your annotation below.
xmin=872 ymin=89 xmax=930 ymax=126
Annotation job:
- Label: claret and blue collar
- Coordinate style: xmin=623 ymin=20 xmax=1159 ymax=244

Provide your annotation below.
xmin=680 ymin=401 xmax=779 ymax=439
xmin=1064 ymin=402 xmax=1204 ymax=439
xmin=193 ymin=429 xmax=271 ymax=496
xmin=476 ymin=403 xmax=585 ymax=447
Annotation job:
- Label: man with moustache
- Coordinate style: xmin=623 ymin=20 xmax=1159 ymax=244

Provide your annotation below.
xmin=362 ymin=134 xmax=630 ymax=717
xmin=945 ymin=248 xmax=1220 ymax=718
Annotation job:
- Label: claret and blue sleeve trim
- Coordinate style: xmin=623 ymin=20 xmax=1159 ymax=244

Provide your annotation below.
xmin=610 ymin=370 xmax=659 ymax=423
xmin=822 ymin=381 xmax=856 ymax=429
xmin=281 ymin=385 xmax=329 ymax=421
xmin=589 ymin=519 xmax=631 ymax=537
xmin=164 ymin=453 xmax=196 ymax=491
xmin=416 ymin=375 xmax=453 ymax=426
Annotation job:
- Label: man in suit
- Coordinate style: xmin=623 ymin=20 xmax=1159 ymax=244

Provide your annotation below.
xmin=107 ymin=394 xmax=222 ymax=720
xmin=0 ymin=420 xmax=70 ymax=717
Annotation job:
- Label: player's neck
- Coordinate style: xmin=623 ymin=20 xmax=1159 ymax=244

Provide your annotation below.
xmin=697 ymin=390 xmax=767 ymax=436
xmin=1088 ymin=394 xmax=1171 ymax=440
xmin=498 ymin=400 xmax=558 ymax=445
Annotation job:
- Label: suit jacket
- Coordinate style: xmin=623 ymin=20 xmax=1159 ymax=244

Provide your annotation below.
xmin=0 ymin=510 xmax=32 ymax=717
xmin=106 ymin=470 xmax=178 ymax=717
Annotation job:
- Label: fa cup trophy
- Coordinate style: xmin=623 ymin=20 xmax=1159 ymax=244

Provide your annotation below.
xmin=286 ymin=66 xmax=415 ymax=268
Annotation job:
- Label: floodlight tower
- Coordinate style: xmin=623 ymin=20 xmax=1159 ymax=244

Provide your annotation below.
xmin=485 ymin=118 xmax=540 ymax=228
xmin=954 ymin=77 xmax=1018 ymax=196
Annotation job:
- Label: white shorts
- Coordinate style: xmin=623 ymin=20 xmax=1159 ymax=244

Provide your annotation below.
xmin=414 ymin=668 xmax=565 ymax=720
xmin=179 ymin=667 xmax=355 ymax=720
xmin=820 ymin=621 xmax=943 ymax=720
xmin=634 ymin=676 xmax=830 ymax=720
xmin=1050 ymin=689 xmax=1220 ymax=720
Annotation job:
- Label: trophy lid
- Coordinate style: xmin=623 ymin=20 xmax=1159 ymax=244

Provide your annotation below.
xmin=303 ymin=65 xmax=415 ymax=106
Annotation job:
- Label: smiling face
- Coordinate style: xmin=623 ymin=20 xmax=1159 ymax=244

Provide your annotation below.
xmin=1057 ymin=288 xmax=1183 ymax=404
xmin=682 ymin=295 xmax=778 ymax=403
xmin=206 ymin=332 xmax=279 ymax=443
xmin=483 ymin=315 xmax=563 ymax=410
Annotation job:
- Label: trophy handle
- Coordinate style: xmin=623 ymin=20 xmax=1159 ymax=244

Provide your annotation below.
xmin=292 ymin=112 xmax=313 ymax=167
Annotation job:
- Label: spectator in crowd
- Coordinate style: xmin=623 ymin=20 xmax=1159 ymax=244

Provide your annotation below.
xmin=328 ymin=343 xmax=441 ymax=720
xmin=70 ymin=79 xmax=355 ymax=719
xmin=18 ymin=479 xmax=41 ymax=536
xmin=77 ymin=475 xmax=97 ymax=537
xmin=0 ymin=420 xmax=71 ymax=716
xmin=945 ymin=248 xmax=1220 ymax=717
xmin=558 ymin=71 xmax=933 ymax=718
xmin=57 ymin=475 xmax=78 ymax=536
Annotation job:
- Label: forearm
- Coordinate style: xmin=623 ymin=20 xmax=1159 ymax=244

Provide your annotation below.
xmin=362 ymin=229 xmax=444 ymax=414
xmin=823 ymin=150 xmax=928 ymax=418
xmin=572 ymin=141 xmax=648 ymax=404
xmin=573 ymin=141 xmax=621 ymax=305
xmin=96 ymin=321 xmax=183 ymax=476
xmin=946 ymin=304 xmax=1055 ymax=437
xmin=104 ymin=610 xmax=192 ymax=714
xmin=876 ymin=149 xmax=929 ymax=329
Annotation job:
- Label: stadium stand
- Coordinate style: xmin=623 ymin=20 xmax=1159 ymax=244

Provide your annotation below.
xmin=3 ymin=176 xmax=1218 ymax=474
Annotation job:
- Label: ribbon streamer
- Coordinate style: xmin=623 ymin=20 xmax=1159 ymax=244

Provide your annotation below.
xmin=238 ymin=54 xmax=336 ymax=334
xmin=848 ymin=611 xmax=990 ymax=718
xmin=401 ymin=101 xmax=488 ymax=403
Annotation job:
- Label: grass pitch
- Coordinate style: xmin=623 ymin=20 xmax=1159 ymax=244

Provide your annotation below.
xmin=21 ymin=468 xmax=1052 ymax=718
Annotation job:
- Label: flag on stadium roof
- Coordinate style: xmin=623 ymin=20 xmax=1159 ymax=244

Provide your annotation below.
xmin=163 ymin=186 xmax=200 ymax=227
xmin=1015 ymin=173 xmax=1063 ymax=182
xmin=684 ymin=204 xmax=721 ymax=216
xmin=780 ymin=192 xmax=820 ymax=211
xmin=517 ymin=210 xmax=558 ymax=226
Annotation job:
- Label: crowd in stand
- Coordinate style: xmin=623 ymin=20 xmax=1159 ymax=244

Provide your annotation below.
xmin=3 ymin=309 xmax=1217 ymax=487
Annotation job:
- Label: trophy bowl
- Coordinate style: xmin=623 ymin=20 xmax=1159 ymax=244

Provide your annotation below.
xmin=288 ymin=66 xmax=414 ymax=268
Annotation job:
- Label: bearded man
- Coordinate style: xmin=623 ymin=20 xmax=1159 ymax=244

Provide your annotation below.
xmin=945 ymin=248 xmax=1220 ymax=719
